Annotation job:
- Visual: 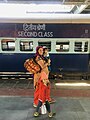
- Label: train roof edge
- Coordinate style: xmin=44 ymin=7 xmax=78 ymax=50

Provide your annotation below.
xmin=0 ymin=14 xmax=90 ymax=23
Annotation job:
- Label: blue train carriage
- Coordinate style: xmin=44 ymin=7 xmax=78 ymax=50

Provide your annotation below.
xmin=50 ymin=38 xmax=89 ymax=73
xmin=0 ymin=22 xmax=90 ymax=78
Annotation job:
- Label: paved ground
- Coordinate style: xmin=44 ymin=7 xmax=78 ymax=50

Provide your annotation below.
xmin=0 ymin=96 xmax=90 ymax=120
xmin=0 ymin=79 xmax=90 ymax=120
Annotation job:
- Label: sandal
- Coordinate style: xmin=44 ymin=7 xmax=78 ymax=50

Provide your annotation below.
xmin=48 ymin=112 xmax=56 ymax=118
xmin=33 ymin=104 xmax=37 ymax=108
xmin=49 ymin=99 xmax=56 ymax=104
xmin=34 ymin=112 xmax=39 ymax=117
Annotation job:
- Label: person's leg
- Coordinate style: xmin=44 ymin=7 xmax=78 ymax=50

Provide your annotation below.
xmin=34 ymin=100 xmax=42 ymax=117
xmin=33 ymin=87 xmax=39 ymax=107
xmin=36 ymin=100 xmax=42 ymax=112
xmin=47 ymin=85 xmax=56 ymax=104
xmin=45 ymin=101 xmax=56 ymax=118
xmin=33 ymin=73 xmax=40 ymax=107
xmin=45 ymin=101 xmax=51 ymax=113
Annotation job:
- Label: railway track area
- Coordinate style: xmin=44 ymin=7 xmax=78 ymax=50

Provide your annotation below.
xmin=0 ymin=72 xmax=33 ymax=89
xmin=0 ymin=74 xmax=90 ymax=97
xmin=0 ymin=72 xmax=90 ymax=90
xmin=0 ymin=78 xmax=33 ymax=89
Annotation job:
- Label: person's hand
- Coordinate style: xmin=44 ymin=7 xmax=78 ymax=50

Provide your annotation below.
xmin=34 ymin=85 xmax=36 ymax=89
xmin=26 ymin=59 xmax=29 ymax=62
xmin=48 ymin=59 xmax=51 ymax=65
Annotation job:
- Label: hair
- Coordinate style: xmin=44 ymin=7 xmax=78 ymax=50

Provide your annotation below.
xmin=36 ymin=46 xmax=43 ymax=53
xmin=34 ymin=46 xmax=44 ymax=59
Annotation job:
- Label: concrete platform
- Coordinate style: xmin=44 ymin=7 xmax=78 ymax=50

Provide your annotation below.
xmin=0 ymin=96 xmax=90 ymax=120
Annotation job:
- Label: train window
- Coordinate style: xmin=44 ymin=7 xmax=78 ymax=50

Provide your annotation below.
xmin=56 ymin=42 xmax=69 ymax=52
xmin=74 ymin=42 xmax=82 ymax=52
xmin=38 ymin=41 xmax=51 ymax=51
xmin=20 ymin=41 xmax=33 ymax=51
xmin=1 ymin=39 xmax=15 ymax=51
xmin=84 ymin=42 xmax=88 ymax=52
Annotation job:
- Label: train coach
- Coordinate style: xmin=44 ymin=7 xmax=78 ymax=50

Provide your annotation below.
xmin=0 ymin=14 xmax=90 ymax=78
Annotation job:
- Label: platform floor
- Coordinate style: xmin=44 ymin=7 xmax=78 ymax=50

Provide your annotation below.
xmin=0 ymin=79 xmax=90 ymax=120
xmin=0 ymin=96 xmax=90 ymax=120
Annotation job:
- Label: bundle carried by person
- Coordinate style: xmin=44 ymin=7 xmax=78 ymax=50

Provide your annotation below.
xmin=24 ymin=58 xmax=41 ymax=74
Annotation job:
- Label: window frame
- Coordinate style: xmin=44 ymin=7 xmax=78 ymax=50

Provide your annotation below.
xmin=56 ymin=41 xmax=70 ymax=52
xmin=38 ymin=41 xmax=51 ymax=52
xmin=1 ymin=39 xmax=15 ymax=52
xmin=20 ymin=40 xmax=33 ymax=52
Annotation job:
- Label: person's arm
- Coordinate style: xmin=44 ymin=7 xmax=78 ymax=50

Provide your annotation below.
xmin=36 ymin=56 xmax=48 ymax=70
xmin=48 ymin=58 xmax=51 ymax=66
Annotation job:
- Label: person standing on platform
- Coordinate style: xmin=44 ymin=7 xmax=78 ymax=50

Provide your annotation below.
xmin=43 ymin=46 xmax=56 ymax=103
xmin=33 ymin=46 xmax=45 ymax=107
xmin=33 ymin=46 xmax=55 ymax=107
xmin=33 ymin=46 xmax=56 ymax=118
